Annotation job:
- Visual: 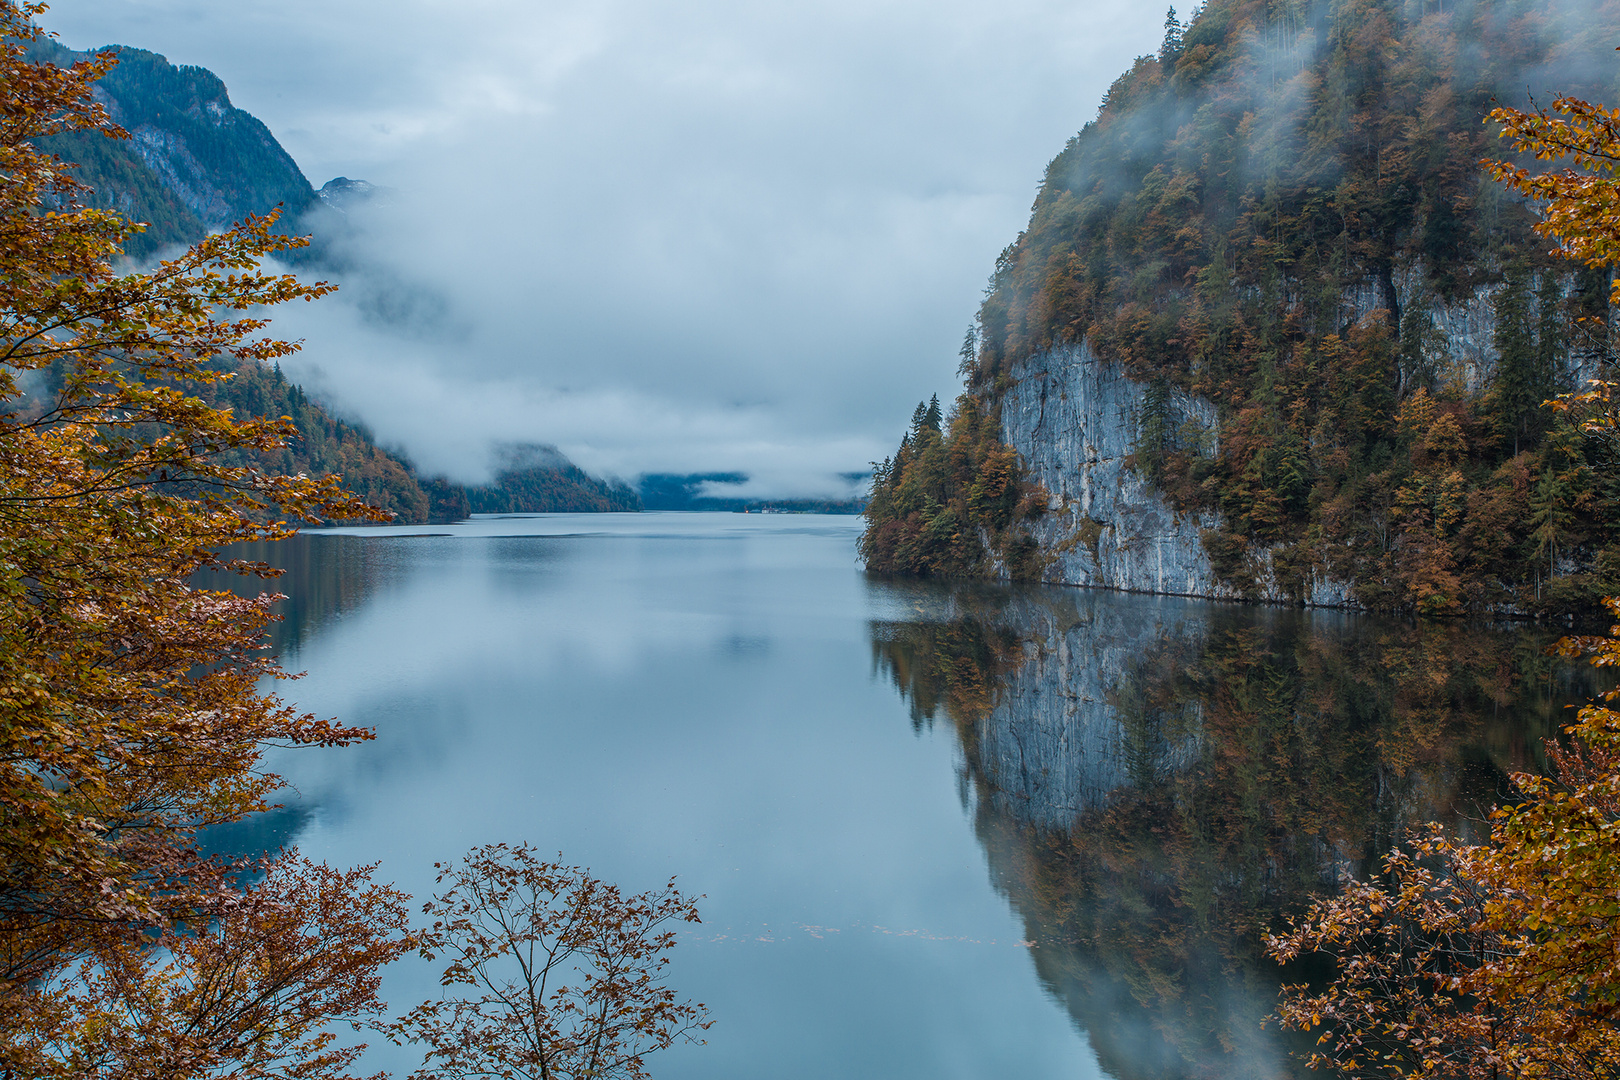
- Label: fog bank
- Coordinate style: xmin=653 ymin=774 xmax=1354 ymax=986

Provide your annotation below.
xmin=52 ymin=0 xmax=1165 ymax=492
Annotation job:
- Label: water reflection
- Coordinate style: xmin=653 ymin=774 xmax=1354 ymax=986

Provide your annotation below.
xmin=196 ymin=534 xmax=401 ymax=658
xmin=201 ymin=516 xmax=1118 ymax=1079
xmin=194 ymin=520 xmax=1601 ymax=1079
xmin=870 ymin=583 xmax=1597 ymax=1080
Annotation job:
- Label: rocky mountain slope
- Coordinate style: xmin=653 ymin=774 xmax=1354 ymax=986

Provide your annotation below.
xmin=864 ymin=0 xmax=1620 ymax=617
xmin=32 ymin=39 xmax=315 ymax=258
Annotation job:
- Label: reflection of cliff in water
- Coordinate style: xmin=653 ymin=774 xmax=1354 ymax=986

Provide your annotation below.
xmin=871 ymin=582 xmax=1597 ymax=1080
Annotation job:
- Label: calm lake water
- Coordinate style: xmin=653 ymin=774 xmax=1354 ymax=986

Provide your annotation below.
xmin=214 ymin=512 xmax=1597 ymax=1079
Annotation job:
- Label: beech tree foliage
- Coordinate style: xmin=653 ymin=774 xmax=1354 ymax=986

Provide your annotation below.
xmin=0 ymin=8 xmax=714 ymax=1078
xmin=6 ymin=857 xmax=413 ymax=1080
xmin=1490 ymin=93 xmax=1620 ymax=308
xmin=0 ymin=3 xmax=415 ymax=1071
xmin=390 ymin=844 xmax=711 ymax=1080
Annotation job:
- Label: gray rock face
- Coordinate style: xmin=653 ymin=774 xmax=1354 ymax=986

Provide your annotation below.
xmin=129 ymin=126 xmax=233 ymax=226
xmin=999 ymin=339 xmax=1245 ymax=599
xmin=1000 ymin=340 xmax=1358 ymax=603
xmin=960 ymin=588 xmax=1207 ymax=833
xmin=995 ymin=270 xmax=1594 ymax=608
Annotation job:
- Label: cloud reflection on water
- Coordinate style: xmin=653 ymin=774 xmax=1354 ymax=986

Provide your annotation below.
xmin=236 ymin=515 xmax=1104 ymax=1079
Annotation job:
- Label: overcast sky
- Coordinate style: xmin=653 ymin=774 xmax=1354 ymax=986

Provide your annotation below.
xmin=46 ymin=0 xmax=1165 ymax=493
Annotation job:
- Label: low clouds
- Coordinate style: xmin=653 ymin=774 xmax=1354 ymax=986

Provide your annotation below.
xmin=51 ymin=0 xmax=1163 ymax=492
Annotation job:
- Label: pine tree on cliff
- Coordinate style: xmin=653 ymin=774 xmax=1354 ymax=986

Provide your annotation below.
xmin=1159 ymin=6 xmax=1182 ymax=63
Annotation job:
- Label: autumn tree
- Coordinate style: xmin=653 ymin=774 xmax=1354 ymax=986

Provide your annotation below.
xmin=3 ymin=856 xmax=413 ymax=1080
xmin=389 ymin=843 xmax=712 ymax=1080
xmin=859 ymin=391 xmax=1047 ymax=580
xmin=1259 ymin=87 xmax=1620 ymax=1077
xmin=1488 ymin=93 xmax=1620 ymax=308
xmin=0 ymin=0 xmax=406 ymax=1067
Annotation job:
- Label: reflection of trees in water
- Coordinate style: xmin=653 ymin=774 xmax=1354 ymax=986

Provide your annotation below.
xmin=196 ymin=535 xmax=391 ymax=658
xmin=870 ymin=585 xmax=1598 ymax=1080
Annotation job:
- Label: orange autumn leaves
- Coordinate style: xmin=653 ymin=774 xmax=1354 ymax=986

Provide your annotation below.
xmin=1489 ymin=94 xmax=1620 ymax=309
xmin=0 ymin=8 xmax=708 ymax=1077
xmin=0 ymin=4 xmax=406 ymax=1075
xmin=1261 ymin=87 xmax=1620 ymax=1079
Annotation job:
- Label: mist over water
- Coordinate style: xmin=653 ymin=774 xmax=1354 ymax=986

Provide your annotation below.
xmin=44 ymin=0 xmax=1620 ymax=492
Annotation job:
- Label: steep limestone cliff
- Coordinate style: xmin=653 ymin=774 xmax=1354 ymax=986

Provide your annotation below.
xmin=1003 ymin=268 xmax=1582 ymax=607
xmin=1000 ymin=342 xmax=1234 ymax=598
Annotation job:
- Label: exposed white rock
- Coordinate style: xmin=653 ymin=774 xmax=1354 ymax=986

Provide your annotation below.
xmin=999 ymin=340 xmax=1355 ymax=604
xmin=996 ymin=268 xmax=1596 ymax=608
xmin=129 ymin=125 xmax=232 ymax=225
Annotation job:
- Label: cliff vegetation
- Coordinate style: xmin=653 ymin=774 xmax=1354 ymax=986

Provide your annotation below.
xmin=860 ymin=393 xmax=1050 ymax=579
xmin=865 ymin=0 xmax=1620 ymax=616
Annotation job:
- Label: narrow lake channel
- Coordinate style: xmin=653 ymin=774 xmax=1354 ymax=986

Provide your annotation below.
xmin=208 ymin=512 xmax=1599 ymax=1079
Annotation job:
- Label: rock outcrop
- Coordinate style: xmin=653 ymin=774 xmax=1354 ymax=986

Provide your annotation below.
xmin=1000 ymin=340 xmax=1232 ymax=599
xmin=997 ymin=269 xmax=1595 ymax=608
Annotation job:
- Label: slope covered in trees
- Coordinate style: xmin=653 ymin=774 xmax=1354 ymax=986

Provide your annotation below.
xmin=468 ymin=444 xmax=642 ymax=514
xmin=866 ymin=0 xmax=1620 ymax=616
xmin=29 ymin=38 xmax=316 ymax=258
xmin=860 ymin=394 xmax=1049 ymax=578
xmin=201 ymin=360 xmax=470 ymax=523
xmin=24 ymin=38 xmax=638 ymax=524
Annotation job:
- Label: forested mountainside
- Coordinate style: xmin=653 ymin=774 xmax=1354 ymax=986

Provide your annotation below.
xmin=863 ymin=0 xmax=1620 ymax=617
xmin=201 ymin=361 xmax=644 ymax=521
xmin=28 ymin=37 xmax=639 ymax=522
xmin=638 ymin=472 xmax=867 ymax=512
xmin=469 ymin=445 xmax=642 ymax=514
xmin=199 ymin=361 xmax=468 ymax=523
xmin=29 ymin=38 xmax=316 ymax=258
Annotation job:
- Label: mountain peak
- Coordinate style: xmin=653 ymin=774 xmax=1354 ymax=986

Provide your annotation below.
xmin=317 ymin=176 xmax=387 ymax=213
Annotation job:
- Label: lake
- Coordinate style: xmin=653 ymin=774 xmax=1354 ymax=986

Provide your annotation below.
xmin=215 ymin=512 xmax=1596 ymax=1079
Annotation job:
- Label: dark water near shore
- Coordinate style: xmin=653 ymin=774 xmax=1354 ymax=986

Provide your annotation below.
xmin=212 ymin=513 xmax=1599 ymax=1079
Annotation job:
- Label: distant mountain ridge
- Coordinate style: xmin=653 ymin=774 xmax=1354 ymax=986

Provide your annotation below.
xmin=638 ymin=472 xmax=865 ymax=513
xmin=471 ymin=445 xmax=641 ymax=515
xmin=32 ymin=35 xmax=865 ymax=521
xmin=29 ymin=35 xmax=639 ymax=523
xmin=317 ymin=176 xmax=386 ymax=213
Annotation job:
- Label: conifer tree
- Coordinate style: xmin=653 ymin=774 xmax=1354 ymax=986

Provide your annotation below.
xmin=1160 ymin=6 xmax=1182 ymax=63
xmin=957 ymin=325 xmax=979 ymax=377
